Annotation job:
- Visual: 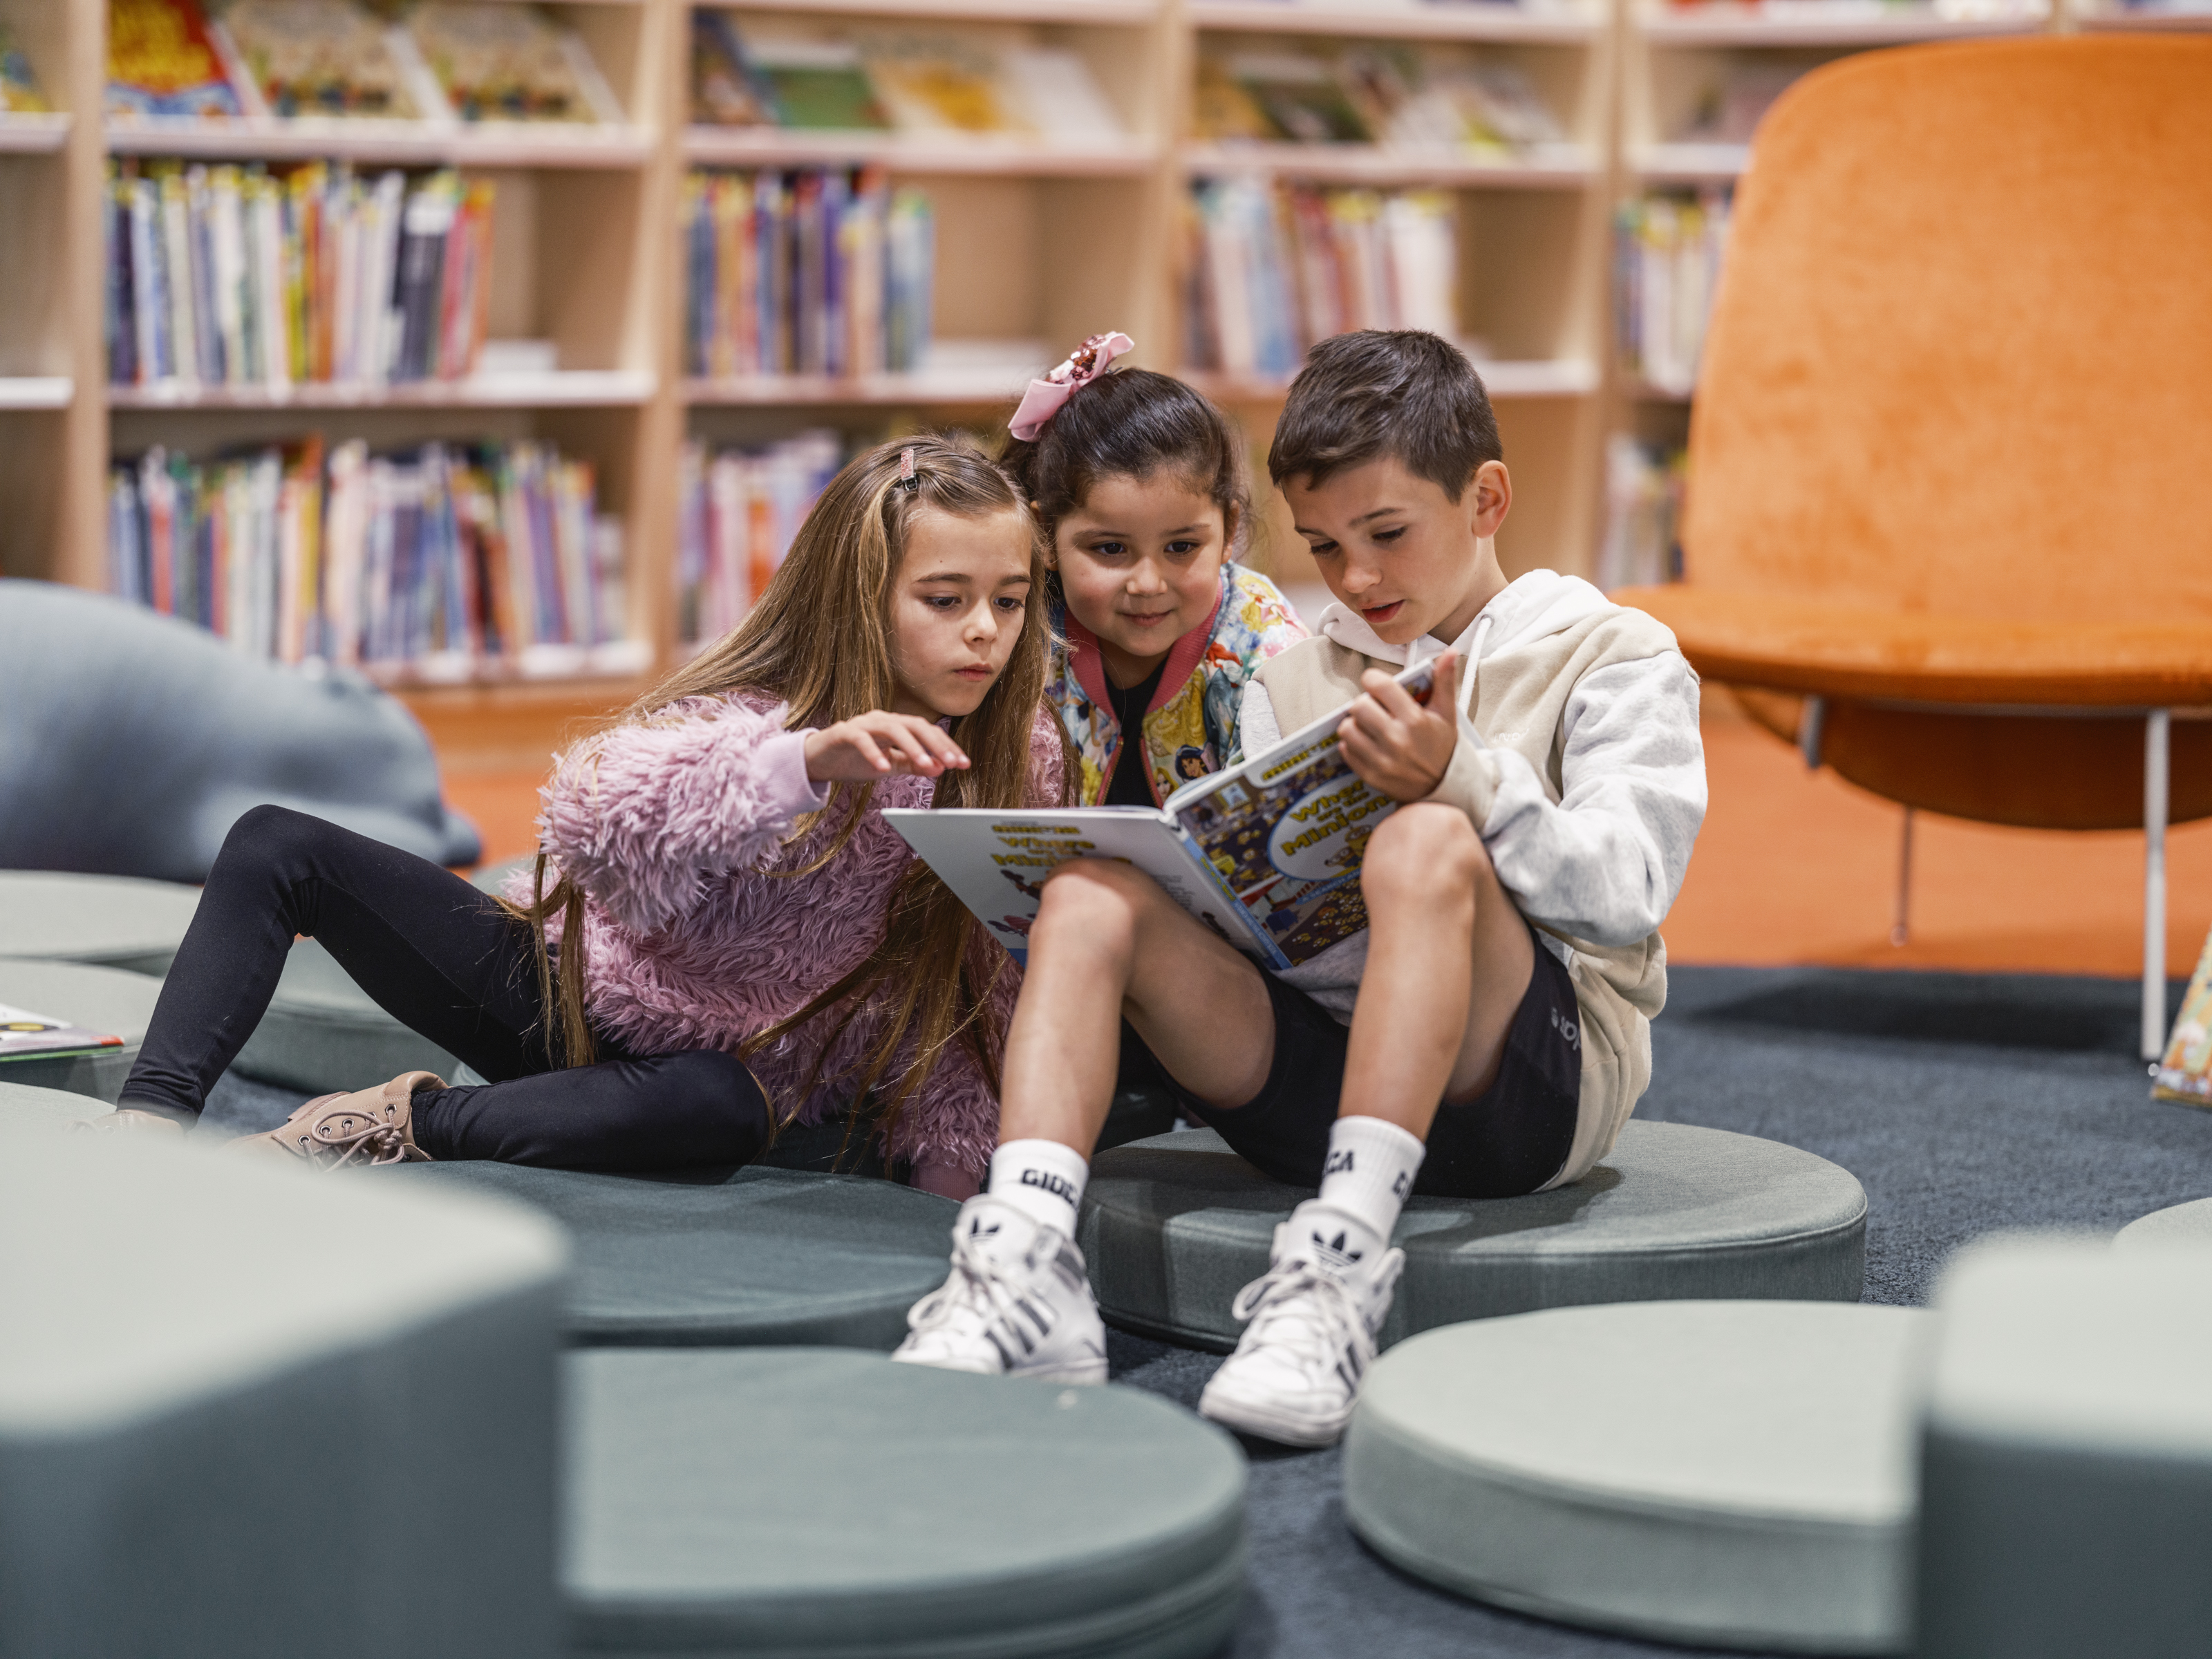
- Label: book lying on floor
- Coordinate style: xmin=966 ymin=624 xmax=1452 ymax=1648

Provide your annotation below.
xmin=2152 ymin=925 xmax=2212 ymax=1107
xmin=885 ymin=659 xmax=1437 ymax=969
xmin=0 ymin=1002 xmax=124 ymax=1062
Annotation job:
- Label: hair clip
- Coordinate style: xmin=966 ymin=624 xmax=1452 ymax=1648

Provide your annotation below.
xmin=1009 ymin=331 xmax=1136 ymax=442
xmin=897 ymin=447 xmax=919 ymax=492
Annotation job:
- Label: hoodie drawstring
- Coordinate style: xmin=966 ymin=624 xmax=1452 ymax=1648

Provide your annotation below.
xmin=1459 ymin=614 xmax=1493 ymax=724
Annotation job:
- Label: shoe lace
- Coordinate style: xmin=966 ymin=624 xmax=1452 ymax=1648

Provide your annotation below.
xmin=907 ymin=1226 xmax=1040 ymax=1347
xmin=300 ymin=1112 xmax=413 ymax=1170
xmin=1230 ymin=1259 xmax=1369 ymax=1378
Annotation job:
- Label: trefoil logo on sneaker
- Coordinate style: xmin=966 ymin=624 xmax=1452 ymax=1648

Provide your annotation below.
xmin=1310 ymin=1229 xmax=1364 ymax=1268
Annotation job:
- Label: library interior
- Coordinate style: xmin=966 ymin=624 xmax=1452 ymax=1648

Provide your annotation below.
xmin=1 ymin=2 xmax=2209 ymax=1656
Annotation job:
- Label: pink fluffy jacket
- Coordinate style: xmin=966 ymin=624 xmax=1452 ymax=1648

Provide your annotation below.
xmin=512 ymin=692 xmax=1062 ymax=1185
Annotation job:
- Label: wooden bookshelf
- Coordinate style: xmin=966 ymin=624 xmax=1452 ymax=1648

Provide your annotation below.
xmin=19 ymin=0 xmax=2108 ymax=696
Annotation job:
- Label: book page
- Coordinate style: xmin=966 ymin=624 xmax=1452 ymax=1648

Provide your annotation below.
xmin=1164 ymin=658 xmax=1438 ymax=968
xmin=881 ymin=808 xmax=1260 ymax=968
xmin=0 ymin=1002 xmax=124 ymax=1060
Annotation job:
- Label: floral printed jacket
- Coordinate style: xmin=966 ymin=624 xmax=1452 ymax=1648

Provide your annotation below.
xmin=1049 ymin=561 xmax=1307 ymax=806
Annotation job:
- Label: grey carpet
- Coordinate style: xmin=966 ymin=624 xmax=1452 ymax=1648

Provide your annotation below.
xmin=200 ymin=964 xmax=2212 ymax=1658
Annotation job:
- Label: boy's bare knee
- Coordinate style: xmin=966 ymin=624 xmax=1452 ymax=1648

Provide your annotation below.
xmin=1033 ymin=859 xmax=1161 ymax=953
xmin=1363 ymin=805 xmax=1488 ymax=912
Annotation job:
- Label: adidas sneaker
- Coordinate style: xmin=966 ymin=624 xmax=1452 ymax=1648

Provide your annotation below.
xmin=890 ymin=1194 xmax=1109 ymax=1385
xmin=1198 ymin=1199 xmax=1405 ymax=1447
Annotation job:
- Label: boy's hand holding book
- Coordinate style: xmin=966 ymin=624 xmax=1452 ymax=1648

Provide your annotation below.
xmin=1339 ymin=653 xmax=1460 ymax=802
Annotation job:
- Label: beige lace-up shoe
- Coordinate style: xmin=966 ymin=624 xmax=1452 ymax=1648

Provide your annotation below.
xmin=227 ymin=1071 xmax=444 ymax=1170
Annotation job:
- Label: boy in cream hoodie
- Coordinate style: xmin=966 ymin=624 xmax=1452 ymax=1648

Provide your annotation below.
xmin=894 ymin=331 xmax=1706 ymax=1446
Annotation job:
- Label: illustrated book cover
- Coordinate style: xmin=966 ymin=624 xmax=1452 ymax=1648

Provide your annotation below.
xmin=885 ymin=659 xmax=1436 ymax=968
xmin=0 ymin=1002 xmax=124 ymax=1063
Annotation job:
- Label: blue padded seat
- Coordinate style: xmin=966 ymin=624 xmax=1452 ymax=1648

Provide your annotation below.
xmin=393 ymin=1161 xmax=963 ymax=1349
xmin=566 ymin=1348 xmax=1246 ymax=1658
xmin=0 ymin=1078 xmax=107 ymax=1127
xmin=231 ymin=938 xmax=457 ymax=1092
xmin=1346 ymin=1302 xmax=1926 ymax=1654
xmin=2114 ymin=1194 xmax=2212 ymax=1248
xmin=0 ymin=957 xmax=162 ymax=1101
xmin=1916 ymin=1237 xmax=2212 ymax=1659
xmin=0 ymin=870 xmax=203 ymax=975
xmin=1079 ymin=1123 xmax=1867 ymax=1351
xmin=0 ymin=579 xmax=477 ymax=881
xmin=0 ymin=1117 xmax=565 ymax=1659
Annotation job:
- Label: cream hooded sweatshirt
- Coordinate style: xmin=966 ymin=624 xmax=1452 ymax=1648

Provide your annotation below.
xmin=1237 ymin=569 xmax=1706 ymax=1187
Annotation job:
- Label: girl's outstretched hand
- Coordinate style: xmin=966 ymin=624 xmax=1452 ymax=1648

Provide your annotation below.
xmin=803 ymin=712 xmax=971 ymax=782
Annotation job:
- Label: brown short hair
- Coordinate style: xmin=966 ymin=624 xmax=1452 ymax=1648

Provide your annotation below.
xmin=1268 ymin=330 xmax=1501 ymax=501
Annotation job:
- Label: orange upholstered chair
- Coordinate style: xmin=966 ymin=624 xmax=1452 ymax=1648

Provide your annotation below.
xmin=1612 ymin=37 xmax=2212 ymax=1057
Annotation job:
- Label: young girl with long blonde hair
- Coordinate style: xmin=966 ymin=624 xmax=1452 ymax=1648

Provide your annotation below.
xmin=95 ymin=436 xmax=1064 ymax=1194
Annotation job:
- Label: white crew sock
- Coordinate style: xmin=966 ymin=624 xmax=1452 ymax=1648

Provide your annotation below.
xmin=1314 ymin=1116 xmax=1427 ymax=1253
xmin=987 ymin=1138 xmax=1090 ymax=1236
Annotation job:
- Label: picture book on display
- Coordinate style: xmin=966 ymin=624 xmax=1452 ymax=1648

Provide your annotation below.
xmin=0 ymin=24 xmax=49 ymax=113
xmin=2152 ymin=925 xmax=2212 ymax=1107
xmin=885 ymin=659 xmax=1437 ymax=968
xmin=108 ymin=0 xmax=249 ymax=119
xmin=1 ymin=1003 xmax=124 ymax=1064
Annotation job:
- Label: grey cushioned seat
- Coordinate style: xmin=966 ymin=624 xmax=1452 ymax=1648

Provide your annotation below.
xmin=0 ymin=1078 xmax=108 ymax=1127
xmin=393 ymin=1161 xmax=962 ymax=1348
xmin=1344 ymin=1302 xmax=1926 ymax=1654
xmin=1916 ymin=1236 xmax=2212 ymax=1659
xmin=0 ymin=577 xmax=478 ymax=881
xmin=0 ymin=870 xmax=203 ymax=975
xmin=567 ymin=1348 xmax=1245 ymax=1657
xmin=2113 ymin=1194 xmax=2212 ymax=1248
xmin=0 ymin=1117 xmax=566 ymax=1658
xmin=0 ymin=958 xmax=162 ymax=1101
xmin=1080 ymin=1122 xmax=1867 ymax=1351
xmin=232 ymin=938 xmax=458 ymax=1092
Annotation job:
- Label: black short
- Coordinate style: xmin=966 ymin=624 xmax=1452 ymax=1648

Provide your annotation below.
xmin=1119 ymin=928 xmax=1583 ymax=1200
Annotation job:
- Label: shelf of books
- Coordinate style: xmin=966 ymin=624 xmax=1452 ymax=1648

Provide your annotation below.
xmin=2071 ymin=0 xmax=2212 ymax=26
xmin=1181 ymin=5 xmax=1613 ymax=592
xmin=1186 ymin=2 xmax=1609 ymax=46
xmin=64 ymin=0 xmax=679 ymax=698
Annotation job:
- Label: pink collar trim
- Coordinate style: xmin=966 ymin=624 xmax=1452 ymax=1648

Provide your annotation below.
xmin=1067 ymin=581 xmax=1226 ymax=724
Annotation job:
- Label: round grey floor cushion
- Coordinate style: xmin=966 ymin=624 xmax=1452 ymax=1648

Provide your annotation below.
xmin=566 ymin=1347 xmax=1246 ymax=1658
xmin=0 ymin=872 xmax=203 ymax=975
xmin=231 ymin=939 xmax=457 ymax=1092
xmin=0 ymin=959 xmax=161 ymax=1101
xmin=471 ymin=856 xmax=534 ymax=897
xmin=0 ymin=1078 xmax=108 ymax=1127
xmin=2114 ymin=1194 xmax=2212 ymax=1248
xmin=1079 ymin=1122 xmax=1868 ymax=1351
xmin=1344 ymin=1302 xmax=1927 ymax=1654
xmin=391 ymin=1161 xmax=963 ymax=1349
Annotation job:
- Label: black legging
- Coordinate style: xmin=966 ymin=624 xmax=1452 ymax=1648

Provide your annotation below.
xmin=119 ymin=805 xmax=771 ymax=1169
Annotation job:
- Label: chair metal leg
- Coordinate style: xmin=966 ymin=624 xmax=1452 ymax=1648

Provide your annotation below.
xmin=2144 ymin=709 xmax=2171 ymax=1062
xmin=1799 ymin=695 xmax=1826 ymax=770
xmin=1891 ymin=807 xmax=1915 ymax=948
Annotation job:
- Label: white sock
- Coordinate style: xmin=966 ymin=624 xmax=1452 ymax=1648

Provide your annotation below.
xmin=986 ymin=1138 xmax=1089 ymax=1236
xmin=1315 ymin=1116 xmax=1426 ymax=1249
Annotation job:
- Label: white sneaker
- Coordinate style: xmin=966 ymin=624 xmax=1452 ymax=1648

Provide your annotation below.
xmin=1199 ymin=1200 xmax=1405 ymax=1447
xmin=890 ymin=1194 xmax=1109 ymax=1385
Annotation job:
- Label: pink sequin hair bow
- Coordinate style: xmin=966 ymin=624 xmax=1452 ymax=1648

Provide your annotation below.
xmin=1008 ymin=332 xmax=1135 ymax=442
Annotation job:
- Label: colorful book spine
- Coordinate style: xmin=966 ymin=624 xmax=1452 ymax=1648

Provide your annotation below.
xmin=682 ymin=167 xmax=932 ymax=379
xmin=1615 ymin=187 xmax=1732 ymax=395
xmin=106 ymin=435 xmax=628 ymax=679
xmin=104 ymin=159 xmax=494 ymax=390
xmin=1185 ymin=178 xmax=1459 ymax=377
xmin=674 ymin=432 xmax=843 ymax=645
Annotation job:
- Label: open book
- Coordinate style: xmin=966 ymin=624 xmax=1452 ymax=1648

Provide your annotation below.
xmin=1 ymin=1002 xmax=124 ymax=1063
xmin=884 ymin=659 xmax=1436 ymax=968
